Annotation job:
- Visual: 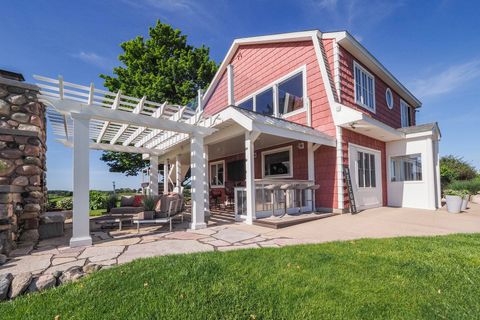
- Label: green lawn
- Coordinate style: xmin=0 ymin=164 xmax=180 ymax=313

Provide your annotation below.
xmin=1 ymin=234 xmax=480 ymax=319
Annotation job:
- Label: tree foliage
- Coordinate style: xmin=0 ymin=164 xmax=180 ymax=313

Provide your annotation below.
xmin=99 ymin=20 xmax=218 ymax=175
xmin=440 ymin=155 xmax=478 ymax=187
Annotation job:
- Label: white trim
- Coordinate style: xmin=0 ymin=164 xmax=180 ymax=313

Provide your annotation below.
xmin=385 ymin=88 xmax=394 ymax=110
xmin=400 ymin=99 xmax=411 ymax=127
xmin=209 ymin=160 xmax=225 ymax=188
xmin=388 ymin=153 xmax=423 ymax=183
xmin=227 ymin=64 xmax=234 ymax=105
xmin=333 ymin=40 xmax=341 ymax=101
xmin=261 ymin=145 xmax=294 ymax=178
xmin=336 ymin=126 xmax=344 ymax=210
xmin=353 ymin=61 xmax=376 ymax=112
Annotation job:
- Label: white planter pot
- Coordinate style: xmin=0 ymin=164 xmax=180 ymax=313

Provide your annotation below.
xmin=461 ymin=196 xmax=469 ymax=211
xmin=446 ymin=195 xmax=463 ymax=213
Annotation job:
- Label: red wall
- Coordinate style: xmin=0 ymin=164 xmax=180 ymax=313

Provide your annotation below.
xmin=203 ymin=41 xmax=336 ymax=137
xmin=314 ymin=145 xmax=338 ymax=209
xmin=341 ymin=129 xmax=387 ymax=207
xmin=337 ymin=45 xmax=415 ymax=128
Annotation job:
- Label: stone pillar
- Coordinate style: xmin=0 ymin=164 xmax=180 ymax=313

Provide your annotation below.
xmin=0 ymin=76 xmax=47 ymax=255
xmin=70 ymin=113 xmax=92 ymax=247
xmin=190 ymin=133 xmax=206 ymax=230
xmin=149 ymin=155 xmax=159 ymax=196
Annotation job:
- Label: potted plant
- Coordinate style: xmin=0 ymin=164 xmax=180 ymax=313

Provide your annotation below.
xmin=460 ymin=190 xmax=469 ymax=211
xmin=140 ymin=195 xmax=156 ymax=220
xmin=444 ymin=189 xmax=463 ymax=213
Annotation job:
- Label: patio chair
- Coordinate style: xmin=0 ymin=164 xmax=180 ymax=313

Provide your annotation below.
xmin=264 ymin=184 xmax=281 ymax=217
xmin=133 ymin=199 xmax=177 ymax=233
xmin=305 ymin=184 xmax=320 ymax=212
xmin=279 ymin=184 xmax=294 ymax=217
xmin=293 ymin=184 xmax=309 ymax=213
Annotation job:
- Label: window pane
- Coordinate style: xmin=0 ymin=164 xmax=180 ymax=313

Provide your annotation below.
xmin=264 ymin=150 xmax=290 ymax=176
xmin=357 ymin=152 xmax=364 ymax=188
xmin=218 ymin=164 xmax=224 ymax=185
xmin=256 ymin=88 xmax=274 ymax=116
xmin=238 ymin=98 xmax=253 ymax=111
xmin=211 ymin=165 xmax=217 ymax=185
xmin=390 ymin=154 xmax=422 ymax=182
xmin=370 ymin=154 xmax=376 ymax=188
xmin=355 ymin=68 xmax=361 ymax=102
xmin=278 ymin=73 xmax=304 ymax=115
xmin=364 ymin=153 xmax=371 ymax=187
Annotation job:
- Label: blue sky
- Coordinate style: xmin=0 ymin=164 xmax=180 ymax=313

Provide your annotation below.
xmin=1 ymin=0 xmax=479 ymax=190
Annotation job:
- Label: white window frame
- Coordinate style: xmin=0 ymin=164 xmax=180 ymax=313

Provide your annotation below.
xmin=261 ymin=145 xmax=293 ymax=178
xmin=209 ymin=160 xmax=225 ymax=188
xmin=235 ymin=65 xmax=308 ymax=119
xmin=385 ymin=88 xmax=394 ymax=110
xmin=353 ymin=61 xmax=376 ymax=112
xmin=400 ymin=99 xmax=411 ymax=127
xmin=389 ymin=154 xmax=423 ymax=183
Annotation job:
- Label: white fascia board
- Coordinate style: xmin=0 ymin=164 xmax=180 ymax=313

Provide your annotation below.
xmin=41 ymin=98 xmax=215 ymax=136
xmin=202 ymin=30 xmax=319 ymax=106
xmin=57 ymin=139 xmax=165 ymax=156
xmin=252 ymin=122 xmax=336 ymax=147
xmin=216 ymin=107 xmax=253 ymax=131
xmin=323 ymin=31 xmax=422 ymax=108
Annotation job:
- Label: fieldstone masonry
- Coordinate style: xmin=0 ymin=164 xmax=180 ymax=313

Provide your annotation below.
xmin=0 ymin=76 xmax=47 ymax=255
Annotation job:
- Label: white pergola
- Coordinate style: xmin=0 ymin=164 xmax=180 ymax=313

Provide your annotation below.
xmin=34 ymin=75 xmax=216 ymax=247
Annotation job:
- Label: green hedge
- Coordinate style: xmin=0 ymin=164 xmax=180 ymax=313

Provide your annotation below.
xmin=447 ymin=177 xmax=480 ymax=195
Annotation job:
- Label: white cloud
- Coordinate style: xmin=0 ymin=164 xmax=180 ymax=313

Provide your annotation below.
xmin=71 ymin=51 xmax=111 ymax=69
xmin=412 ymin=59 xmax=480 ymax=97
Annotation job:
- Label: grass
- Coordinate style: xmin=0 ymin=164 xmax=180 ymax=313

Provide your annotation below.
xmin=89 ymin=209 xmax=107 ymax=217
xmin=1 ymin=234 xmax=480 ymax=319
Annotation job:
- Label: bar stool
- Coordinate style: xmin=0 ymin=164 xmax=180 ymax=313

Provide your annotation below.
xmin=294 ymin=184 xmax=309 ymax=213
xmin=279 ymin=184 xmax=293 ymax=217
xmin=305 ymin=184 xmax=320 ymax=212
xmin=264 ymin=184 xmax=281 ymax=217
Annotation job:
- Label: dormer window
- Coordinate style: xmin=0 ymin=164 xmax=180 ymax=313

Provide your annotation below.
xmin=236 ymin=65 xmax=307 ymax=118
xmin=354 ymin=61 xmax=375 ymax=112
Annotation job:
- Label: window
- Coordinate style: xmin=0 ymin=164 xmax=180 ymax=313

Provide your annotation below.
xmin=386 ymin=88 xmax=394 ymax=109
xmin=400 ymin=99 xmax=412 ymax=127
xmin=236 ymin=67 xmax=306 ymax=117
xmin=238 ymin=98 xmax=253 ymax=111
xmin=278 ymin=72 xmax=304 ymax=115
xmin=357 ymin=151 xmax=376 ymax=188
xmin=210 ymin=161 xmax=224 ymax=187
xmin=262 ymin=146 xmax=292 ymax=178
xmin=391 ymin=154 xmax=422 ymax=182
xmin=256 ymin=88 xmax=274 ymax=116
xmin=354 ymin=62 xmax=375 ymax=111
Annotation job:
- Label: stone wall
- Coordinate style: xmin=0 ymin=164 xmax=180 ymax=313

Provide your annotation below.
xmin=0 ymin=77 xmax=46 ymax=255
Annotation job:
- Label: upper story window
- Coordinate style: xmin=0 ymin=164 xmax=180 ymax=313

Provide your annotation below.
xmin=236 ymin=66 xmax=306 ymax=118
xmin=385 ymin=88 xmax=394 ymax=109
xmin=354 ymin=61 xmax=375 ymax=112
xmin=262 ymin=146 xmax=293 ymax=178
xmin=400 ymin=99 xmax=412 ymax=127
xmin=210 ymin=160 xmax=225 ymax=188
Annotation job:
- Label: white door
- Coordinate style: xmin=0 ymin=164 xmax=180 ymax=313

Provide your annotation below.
xmin=349 ymin=144 xmax=383 ymax=210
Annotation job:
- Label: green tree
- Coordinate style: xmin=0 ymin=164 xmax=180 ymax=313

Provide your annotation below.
xmin=99 ymin=20 xmax=218 ymax=175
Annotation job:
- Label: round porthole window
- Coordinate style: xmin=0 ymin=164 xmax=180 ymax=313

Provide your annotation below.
xmin=386 ymin=88 xmax=394 ymax=109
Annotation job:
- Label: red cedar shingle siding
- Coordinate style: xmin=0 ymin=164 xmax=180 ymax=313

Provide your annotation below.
xmin=203 ymin=41 xmax=336 ymax=137
xmin=314 ymin=145 xmax=338 ymax=209
xmin=337 ymin=45 xmax=416 ymax=129
xmin=342 ymin=129 xmax=388 ymax=207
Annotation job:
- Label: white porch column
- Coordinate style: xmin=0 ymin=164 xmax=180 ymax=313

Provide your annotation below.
xmin=245 ymin=131 xmax=259 ymax=224
xmin=149 ymin=155 xmax=159 ymax=196
xmin=190 ymin=132 xmax=207 ymax=229
xmin=175 ymin=154 xmax=182 ymax=189
xmin=203 ymin=144 xmax=210 ymax=217
xmin=307 ymin=142 xmax=319 ymax=212
xmin=163 ymin=158 xmax=169 ymax=194
xmin=70 ymin=113 xmax=92 ymax=247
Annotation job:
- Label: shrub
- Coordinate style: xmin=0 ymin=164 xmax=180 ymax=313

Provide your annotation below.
xmin=56 ymin=197 xmax=73 ymax=210
xmin=106 ymin=194 xmax=117 ymax=213
xmin=45 ymin=201 xmax=57 ymax=211
xmin=447 ymin=177 xmax=480 ymax=195
xmin=89 ymin=191 xmax=108 ymax=210
xmin=440 ymin=155 xmax=478 ymax=186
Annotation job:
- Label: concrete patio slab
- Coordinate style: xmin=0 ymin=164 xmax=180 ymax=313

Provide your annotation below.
xmin=213 ymin=228 xmax=257 ymax=243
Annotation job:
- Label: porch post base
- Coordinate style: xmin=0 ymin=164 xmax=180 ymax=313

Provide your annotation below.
xmin=70 ymin=236 xmax=92 ymax=248
xmin=189 ymin=222 xmax=207 ymax=230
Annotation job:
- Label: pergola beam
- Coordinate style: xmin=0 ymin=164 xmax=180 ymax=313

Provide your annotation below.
xmin=57 ymin=139 xmax=166 ymax=156
xmin=122 ymin=102 xmax=166 ymax=146
xmin=96 ymin=90 xmax=121 ymax=143
xmin=110 ymin=96 xmax=146 ymax=145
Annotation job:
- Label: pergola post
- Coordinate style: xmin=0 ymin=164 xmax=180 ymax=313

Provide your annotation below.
xmin=175 ymin=154 xmax=182 ymax=189
xmin=245 ymin=131 xmax=259 ymax=225
xmin=149 ymin=155 xmax=159 ymax=196
xmin=163 ymin=158 xmax=169 ymax=194
xmin=203 ymin=144 xmax=210 ymax=217
xmin=190 ymin=132 xmax=207 ymax=229
xmin=70 ymin=113 xmax=92 ymax=247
